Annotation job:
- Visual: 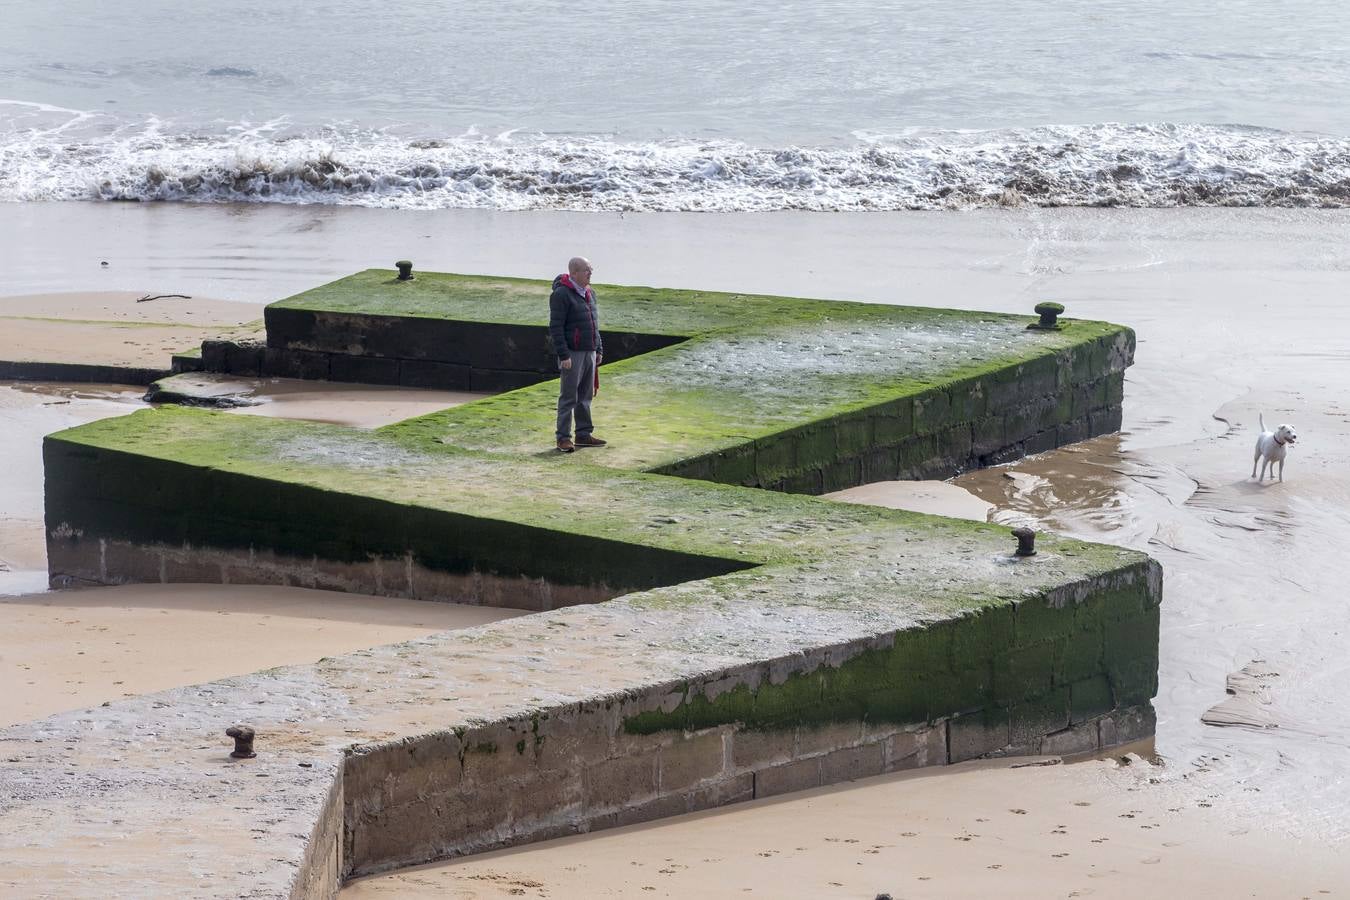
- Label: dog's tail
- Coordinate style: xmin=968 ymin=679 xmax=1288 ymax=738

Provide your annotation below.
xmin=1259 ymin=412 xmax=1266 ymax=432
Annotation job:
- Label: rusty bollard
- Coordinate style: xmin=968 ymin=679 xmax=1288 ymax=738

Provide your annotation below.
xmin=395 ymin=260 xmax=414 ymax=281
xmin=226 ymin=724 xmax=257 ymax=759
xmin=1012 ymin=526 xmax=1037 ymax=557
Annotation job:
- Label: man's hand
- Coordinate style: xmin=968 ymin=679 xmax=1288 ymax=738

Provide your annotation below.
xmin=560 ymin=357 xmax=572 ymax=370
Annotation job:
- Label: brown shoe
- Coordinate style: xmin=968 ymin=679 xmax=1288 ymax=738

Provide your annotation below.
xmin=556 ymin=438 xmax=575 ymax=453
xmin=574 ymin=435 xmax=607 ymax=448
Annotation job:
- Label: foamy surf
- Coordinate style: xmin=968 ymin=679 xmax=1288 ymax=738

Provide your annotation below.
xmin=4 ymin=109 xmax=1350 ymax=211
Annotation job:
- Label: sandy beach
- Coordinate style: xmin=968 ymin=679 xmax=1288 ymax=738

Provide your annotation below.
xmin=4 ymin=203 xmax=1350 ymax=896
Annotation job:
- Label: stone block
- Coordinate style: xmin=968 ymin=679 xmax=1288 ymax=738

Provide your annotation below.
xmin=935 ymin=423 xmax=973 ymax=462
xmin=1090 ymin=405 xmax=1124 ymax=436
xmin=583 ymin=752 xmax=658 ymax=810
xmin=399 ymin=359 xmax=473 ymax=390
xmin=754 ymin=436 xmax=796 ymax=482
xmin=913 ymin=390 xmax=953 ymax=435
xmin=1069 ymin=675 xmax=1115 ymax=725
xmin=264 ymin=306 xmax=317 ymax=348
xmin=508 ymin=770 xmax=584 ymax=825
xmin=263 ymin=348 xmax=331 ymax=380
xmin=613 ymin=792 xmax=690 ymax=828
xmin=820 ymin=742 xmax=884 ymax=784
xmin=381 ymin=739 xmax=465 ymax=809
xmin=820 ymin=457 xmax=862 ymax=493
xmin=836 ymin=415 xmax=873 ymax=456
xmin=329 ymin=354 xmax=401 ymax=386
xmin=461 ymin=721 xmax=539 ymax=787
xmin=659 ymin=731 xmax=726 ymax=793
xmin=884 ymin=724 xmax=947 ymax=772
xmin=1098 ymin=703 xmax=1156 ymax=748
xmin=1008 ymin=686 xmax=1069 ymax=748
xmin=731 ymin=727 xmax=795 ymax=772
xmin=1071 ymin=378 xmax=1110 ymax=418
xmin=1016 ymin=592 xmax=1078 ymax=645
xmin=161 ymin=555 xmax=226 ymax=584
xmin=199 ymin=339 xmax=230 ymax=371
xmin=754 ymin=757 xmax=822 ymax=799
xmin=971 ymin=415 xmax=1007 ymax=457
xmin=871 ymin=398 xmax=914 ymax=443
xmin=222 ymin=563 xmax=288 ymax=586
xmin=948 ymin=377 xmax=988 ymax=422
xmin=992 ymin=640 xmax=1059 ymax=706
xmin=860 ymin=446 xmax=900 ymax=482
xmin=689 ymin=772 xmax=755 ymax=811
xmin=796 ymin=721 xmax=864 ymax=757
xmin=99 ymin=541 xmax=164 ymax=584
xmin=1041 ymin=720 xmax=1100 ymax=757
xmin=1023 ymin=428 xmax=1058 ymax=456
xmin=223 ymin=342 xmax=265 ymax=376
xmin=781 ymin=468 xmax=823 ymax=495
xmin=1053 ymin=418 xmax=1096 ymax=447
xmin=950 ymin=604 xmax=1016 ymax=663
xmin=794 ymin=424 xmax=837 ymax=470
xmin=948 ymin=708 xmax=1010 ymax=762
xmin=1060 ymin=627 xmax=1103 ymax=684
xmin=470 ymin=368 xmax=549 ymax=392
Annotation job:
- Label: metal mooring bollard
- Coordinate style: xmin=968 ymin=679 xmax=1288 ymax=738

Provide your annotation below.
xmin=1028 ymin=301 xmax=1064 ymax=330
xmin=1012 ymin=526 xmax=1037 ymax=557
xmin=226 ymin=724 xmax=257 ymax=759
xmin=395 ymin=260 xmax=414 ymax=281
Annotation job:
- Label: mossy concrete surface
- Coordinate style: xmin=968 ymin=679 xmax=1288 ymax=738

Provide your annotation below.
xmin=19 ymin=270 xmax=1157 ymax=897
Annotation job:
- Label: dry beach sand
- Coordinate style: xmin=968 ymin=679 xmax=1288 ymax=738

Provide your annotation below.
xmin=0 ymin=289 xmax=263 ymax=370
xmin=4 ymin=204 xmax=1350 ymax=896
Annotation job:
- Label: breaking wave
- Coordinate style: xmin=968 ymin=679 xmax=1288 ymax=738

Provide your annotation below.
xmin=5 ymin=109 xmax=1350 ymax=211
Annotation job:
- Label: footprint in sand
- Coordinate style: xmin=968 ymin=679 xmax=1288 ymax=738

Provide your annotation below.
xmin=1073 ymin=801 xmax=1091 ymax=807
xmin=900 ymin=832 xmax=918 ymax=838
xmin=1141 ymin=856 xmax=1161 ymax=865
xmin=1010 ymin=808 xmax=1028 ymax=815
xmin=1052 ymin=853 xmax=1070 ymax=859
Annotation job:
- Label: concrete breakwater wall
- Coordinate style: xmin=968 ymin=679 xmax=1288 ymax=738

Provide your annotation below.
xmin=344 ymin=563 xmax=1160 ymax=879
xmin=4 ymin=534 xmax=1159 ymax=898
xmin=14 ymin=270 xmax=1160 ymax=896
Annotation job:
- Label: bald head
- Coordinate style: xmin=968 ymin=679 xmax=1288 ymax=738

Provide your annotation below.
xmin=568 ymin=256 xmax=593 ymax=289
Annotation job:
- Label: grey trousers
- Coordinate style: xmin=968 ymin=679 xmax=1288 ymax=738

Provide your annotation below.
xmin=556 ymin=350 xmax=596 ymax=440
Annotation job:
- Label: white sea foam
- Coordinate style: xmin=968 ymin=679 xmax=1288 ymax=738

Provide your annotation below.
xmin=4 ymin=108 xmax=1350 ymax=211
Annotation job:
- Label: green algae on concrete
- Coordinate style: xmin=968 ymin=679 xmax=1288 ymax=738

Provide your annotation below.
xmin=30 ymin=269 xmax=1159 ymax=895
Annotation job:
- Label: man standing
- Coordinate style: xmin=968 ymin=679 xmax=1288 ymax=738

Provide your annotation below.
xmin=550 ymin=256 xmax=606 ymax=453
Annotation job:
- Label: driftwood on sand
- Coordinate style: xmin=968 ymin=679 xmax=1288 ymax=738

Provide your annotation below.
xmin=136 ymin=293 xmax=192 ymax=303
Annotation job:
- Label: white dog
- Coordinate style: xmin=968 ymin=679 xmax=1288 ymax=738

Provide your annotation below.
xmin=1252 ymin=414 xmax=1297 ymax=482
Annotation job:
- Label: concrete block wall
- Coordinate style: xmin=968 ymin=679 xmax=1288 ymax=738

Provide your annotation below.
xmin=189 ymin=310 xmax=683 ymax=392
xmin=656 ymin=331 xmax=1132 ymax=492
xmin=342 ymin=558 xmax=1160 ymax=880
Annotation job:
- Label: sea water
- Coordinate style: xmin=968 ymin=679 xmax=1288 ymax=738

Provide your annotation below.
xmin=3 ymin=0 xmax=1350 ymax=209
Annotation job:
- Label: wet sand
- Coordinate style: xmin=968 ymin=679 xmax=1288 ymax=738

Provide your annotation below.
xmin=158 ymin=373 xmax=491 ymax=429
xmin=344 ymin=753 xmax=1349 ymax=899
xmin=6 ymin=203 xmax=1350 ymax=894
xmin=0 ymin=290 xmax=263 ymax=370
xmin=0 ymin=583 xmax=523 ymax=727
xmin=827 ymin=479 xmax=993 ymax=522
